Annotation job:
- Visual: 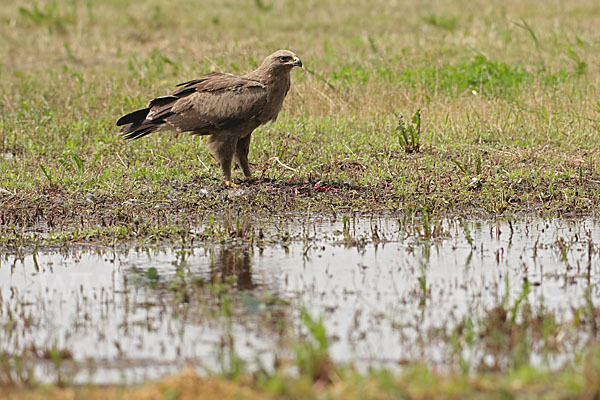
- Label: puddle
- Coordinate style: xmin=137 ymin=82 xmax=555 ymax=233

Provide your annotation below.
xmin=1 ymin=216 xmax=599 ymax=383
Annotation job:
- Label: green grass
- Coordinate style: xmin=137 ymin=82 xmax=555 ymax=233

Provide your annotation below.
xmin=1 ymin=2 xmax=600 ymax=393
xmin=0 ymin=0 xmax=599 ymax=245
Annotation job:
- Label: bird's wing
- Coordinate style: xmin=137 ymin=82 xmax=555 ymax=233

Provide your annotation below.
xmin=146 ymin=72 xmax=268 ymax=133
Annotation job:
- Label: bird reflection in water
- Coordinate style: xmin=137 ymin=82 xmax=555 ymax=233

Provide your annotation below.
xmin=210 ymin=247 xmax=255 ymax=290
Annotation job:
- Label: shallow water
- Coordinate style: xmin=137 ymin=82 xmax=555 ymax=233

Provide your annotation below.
xmin=1 ymin=216 xmax=599 ymax=383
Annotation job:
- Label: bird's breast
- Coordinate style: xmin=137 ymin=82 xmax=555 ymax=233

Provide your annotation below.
xmin=258 ymin=78 xmax=290 ymax=123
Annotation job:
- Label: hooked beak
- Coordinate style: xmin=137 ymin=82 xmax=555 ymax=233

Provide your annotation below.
xmin=292 ymin=56 xmax=303 ymax=68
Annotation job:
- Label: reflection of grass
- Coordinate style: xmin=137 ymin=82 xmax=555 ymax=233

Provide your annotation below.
xmin=2 ymin=221 xmax=600 ymax=396
xmin=2 ymin=308 xmax=599 ymax=398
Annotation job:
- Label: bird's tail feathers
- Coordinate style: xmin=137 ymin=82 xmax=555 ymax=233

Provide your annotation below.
xmin=116 ymin=108 xmax=150 ymax=126
xmin=119 ymin=123 xmax=160 ymax=140
xmin=117 ymin=108 xmax=165 ymax=140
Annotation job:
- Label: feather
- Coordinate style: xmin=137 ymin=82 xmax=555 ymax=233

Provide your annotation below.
xmin=116 ymin=108 xmax=150 ymax=126
xmin=116 ymin=50 xmax=302 ymax=182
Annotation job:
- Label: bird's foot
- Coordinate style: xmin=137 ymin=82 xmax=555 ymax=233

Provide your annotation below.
xmin=224 ymin=180 xmax=241 ymax=188
xmin=244 ymin=176 xmax=258 ymax=184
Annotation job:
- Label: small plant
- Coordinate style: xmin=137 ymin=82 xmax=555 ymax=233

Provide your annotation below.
xmin=452 ymin=155 xmax=484 ymax=190
xmin=219 ymin=294 xmax=246 ymax=379
xmin=342 ymin=214 xmax=350 ymax=238
xmin=294 ymin=309 xmax=334 ymax=384
xmin=39 ymin=165 xmax=53 ymax=184
xmin=564 ymin=45 xmax=587 ymax=76
xmin=461 ymin=218 xmax=474 ymax=247
xmin=397 ymin=109 xmax=422 ymax=153
xmin=45 ymin=344 xmax=73 ymax=387
xmin=18 ymin=3 xmax=74 ymax=32
xmin=418 ymin=261 xmax=428 ymax=306
xmin=421 ymin=12 xmax=458 ymax=31
xmin=0 ymin=349 xmax=36 ymax=387
xmin=145 ymin=267 xmax=160 ymax=289
xmin=254 ymin=0 xmax=273 ymax=11
xmin=58 ymin=152 xmax=86 ymax=175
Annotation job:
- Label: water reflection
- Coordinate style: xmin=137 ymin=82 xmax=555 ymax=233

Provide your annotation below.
xmin=1 ymin=216 xmax=599 ymax=384
xmin=210 ymin=247 xmax=255 ymax=290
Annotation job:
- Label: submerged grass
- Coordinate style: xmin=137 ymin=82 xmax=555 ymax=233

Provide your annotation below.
xmin=2 ymin=217 xmax=600 ymax=397
xmin=2 ymin=306 xmax=600 ymax=399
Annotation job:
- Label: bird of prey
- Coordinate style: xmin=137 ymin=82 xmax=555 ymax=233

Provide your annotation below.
xmin=117 ymin=49 xmax=303 ymax=186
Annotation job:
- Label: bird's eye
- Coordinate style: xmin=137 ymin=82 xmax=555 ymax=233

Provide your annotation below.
xmin=279 ymin=56 xmax=291 ymax=62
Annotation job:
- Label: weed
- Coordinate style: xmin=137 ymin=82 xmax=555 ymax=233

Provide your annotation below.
xmin=18 ymin=3 xmax=73 ymax=32
xmin=219 ymin=294 xmax=247 ymax=379
xmin=397 ymin=109 xmax=421 ymax=153
xmin=461 ymin=219 xmax=473 ymax=247
xmin=294 ymin=309 xmax=334 ymax=384
xmin=564 ymin=45 xmax=587 ymax=76
xmin=254 ymin=0 xmax=273 ymax=12
xmin=39 ymin=165 xmax=53 ymax=184
xmin=421 ymin=12 xmax=458 ymax=31
xmin=418 ymin=261 xmax=428 ymax=306
xmin=513 ymin=18 xmax=545 ymax=71
xmin=0 ymin=350 xmax=35 ymax=387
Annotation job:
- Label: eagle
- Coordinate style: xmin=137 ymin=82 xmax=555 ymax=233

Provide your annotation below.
xmin=117 ymin=50 xmax=302 ymax=186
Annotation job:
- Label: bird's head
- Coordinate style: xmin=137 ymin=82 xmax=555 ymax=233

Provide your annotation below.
xmin=261 ymin=50 xmax=303 ymax=73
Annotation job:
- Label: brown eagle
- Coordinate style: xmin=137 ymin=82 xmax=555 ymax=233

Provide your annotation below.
xmin=117 ymin=50 xmax=302 ymax=186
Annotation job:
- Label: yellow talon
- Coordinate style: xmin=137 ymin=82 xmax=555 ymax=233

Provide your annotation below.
xmin=224 ymin=180 xmax=240 ymax=188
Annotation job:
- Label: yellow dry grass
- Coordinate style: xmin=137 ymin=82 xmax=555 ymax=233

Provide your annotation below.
xmin=0 ymin=369 xmax=267 ymax=400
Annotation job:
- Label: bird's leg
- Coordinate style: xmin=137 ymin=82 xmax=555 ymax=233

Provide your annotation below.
xmin=234 ymin=133 xmax=256 ymax=182
xmin=207 ymin=135 xmax=237 ymax=186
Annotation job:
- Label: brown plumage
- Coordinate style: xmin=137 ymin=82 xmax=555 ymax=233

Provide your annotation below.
xmin=117 ymin=50 xmax=302 ymax=185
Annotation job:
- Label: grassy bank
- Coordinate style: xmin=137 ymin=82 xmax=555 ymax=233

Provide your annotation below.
xmin=1 ymin=0 xmax=600 ymax=249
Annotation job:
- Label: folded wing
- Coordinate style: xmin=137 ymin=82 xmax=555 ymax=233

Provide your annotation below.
xmin=118 ymin=72 xmax=268 ymax=139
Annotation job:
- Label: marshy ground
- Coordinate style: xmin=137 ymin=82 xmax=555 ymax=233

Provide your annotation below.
xmin=2 ymin=0 xmax=600 ymax=398
xmin=3 ymin=216 xmax=600 ymax=399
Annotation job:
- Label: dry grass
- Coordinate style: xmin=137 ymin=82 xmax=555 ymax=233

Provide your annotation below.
xmin=0 ymin=365 xmax=595 ymax=400
xmin=1 ymin=0 xmax=600 ymax=244
xmin=0 ymin=369 xmax=268 ymax=400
